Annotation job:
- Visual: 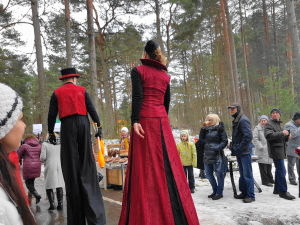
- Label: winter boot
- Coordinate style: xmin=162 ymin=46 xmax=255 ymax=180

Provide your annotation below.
xmin=46 ymin=189 xmax=55 ymax=210
xmin=199 ymin=169 xmax=206 ymax=179
xmin=243 ymin=197 xmax=255 ymax=203
xmin=32 ymin=190 xmax=41 ymax=204
xmin=234 ymin=193 xmax=245 ymax=199
xmin=56 ymin=187 xmax=63 ymax=210
xmin=279 ymin=192 xmax=295 ymax=200
xmin=212 ymin=194 xmax=223 ymax=200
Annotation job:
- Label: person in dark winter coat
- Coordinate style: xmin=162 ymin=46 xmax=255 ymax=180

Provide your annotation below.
xmin=253 ymin=115 xmax=274 ymax=186
xmin=200 ymin=114 xmax=228 ymax=200
xmin=40 ymin=133 xmax=65 ymax=211
xmin=284 ymin=112 xmax=300 ymax=186
xmin=264 ymin=108 xmax=295 ymax=200
xmin=195 ymin=132 xmax=206 ymax=179
xmin=18 ymin=134 xmax=42 ymax=204
xmin=228 ymin=103 xmax=255 ymax=203
xmin=47 ymin=68 xmax=106 ymax=225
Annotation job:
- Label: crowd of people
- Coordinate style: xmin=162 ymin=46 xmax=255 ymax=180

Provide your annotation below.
xmin=176 ymin=105 xmax=300 ymax=203
xmin=0 ymin=39 xmax=300 ymax=225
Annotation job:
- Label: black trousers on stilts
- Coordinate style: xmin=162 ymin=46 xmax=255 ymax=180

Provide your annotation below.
xmin=60 ymin=115 xmax=106 ymax=225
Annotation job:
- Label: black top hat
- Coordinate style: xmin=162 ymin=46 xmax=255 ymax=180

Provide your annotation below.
xmin=59 ymin=68 xmax=80 ymax=80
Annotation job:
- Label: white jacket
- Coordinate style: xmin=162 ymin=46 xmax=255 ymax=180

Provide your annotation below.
xmin=40 ymin=142 xmax=65 ymax=189
xmin=0 ymin=186 xmax=23 ymax=225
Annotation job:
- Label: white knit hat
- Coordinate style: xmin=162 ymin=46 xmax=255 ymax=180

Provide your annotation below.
xmin=0 ymin=83 xmax=23 ymax=139
xmin=121 ymin=127 xmax=129 ymax=133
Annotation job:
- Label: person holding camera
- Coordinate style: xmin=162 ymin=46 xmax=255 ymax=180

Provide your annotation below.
xmin=264 ymin=108 xmax=295 ymax=200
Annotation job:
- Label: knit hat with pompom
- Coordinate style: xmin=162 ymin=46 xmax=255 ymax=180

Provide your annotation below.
xmin=0 ymin=83 xmax=23 ymax=139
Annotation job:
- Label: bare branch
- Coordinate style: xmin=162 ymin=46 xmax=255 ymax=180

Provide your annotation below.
xmin=0 ymin=21 xmax=33 ymax=32
xmin=1 ymin=0 xmax=12 ymax=13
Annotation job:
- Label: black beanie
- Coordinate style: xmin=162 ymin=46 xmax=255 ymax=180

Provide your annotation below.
xmin=270 ymin=108 xmax=281 ymax=115
xmin=292 ymin=112 xmax=300 ymax=121
xmin=144 ymin=40 xmax=159 ymax=59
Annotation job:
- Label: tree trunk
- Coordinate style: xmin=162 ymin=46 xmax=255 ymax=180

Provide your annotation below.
xmin=220 ymin=0 xmax=240 ymax=103
xmin=224 ymin=0 xmax=240 ymax=102
xmin=30 ymin=0 xmax=47 ymax=135
xmin=271 ymin=0 xmax=280 ymax=69
xmin=286 ymin=0 xmax=300 ymax=100
xmin=238 ymin=0 xmax=254 ymax=122
xmin=286 ymin=32 xmax=295 ymax=98
xmin=262 ymin=0 xmax=271 ymax=76
xmin=86 ymin=0 xmax=100 ymax=123
xmin=64 ymin=0 xmax=72 ymax=67
xmin=154 ymin=0 xmax=165 ymax=52
xmin=94 ymin=30 xmax=116 ymax=138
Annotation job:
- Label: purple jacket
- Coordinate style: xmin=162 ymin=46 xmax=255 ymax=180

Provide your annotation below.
xmin=18 ymin=137 xmax=42 ymax=179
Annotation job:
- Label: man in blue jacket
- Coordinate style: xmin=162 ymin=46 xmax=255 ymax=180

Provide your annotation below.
xmin=228 ymin=103 xmax=255 ymax=203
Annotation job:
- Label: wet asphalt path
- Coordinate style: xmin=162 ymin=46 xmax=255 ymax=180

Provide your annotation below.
xmin=32 ymin=176 xmax=122 ymax=225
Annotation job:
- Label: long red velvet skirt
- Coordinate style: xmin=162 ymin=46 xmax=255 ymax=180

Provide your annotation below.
xmin=118 ymin=117 xmax=200 ymax=225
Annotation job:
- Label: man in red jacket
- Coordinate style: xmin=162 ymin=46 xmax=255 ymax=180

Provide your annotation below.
xmin=47 ymin=68 xmax=106 ymax=225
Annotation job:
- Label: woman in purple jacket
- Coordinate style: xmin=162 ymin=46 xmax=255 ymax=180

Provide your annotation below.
xmin=18 ymin=134 xmax=42 ymax=204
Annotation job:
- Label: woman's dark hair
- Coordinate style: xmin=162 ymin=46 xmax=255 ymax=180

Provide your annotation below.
xmin=0 ymin=144 xmax=37 ymax=225
xmin=144 ymin=40 xmax=168 ymax=65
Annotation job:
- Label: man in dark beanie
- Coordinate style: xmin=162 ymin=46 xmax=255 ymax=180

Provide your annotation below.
xmin=228 ymin=103 xmax=255 ymax=203
xmin=47 ymin=68 xmax=106 ymax=225
xmin=265 ymin=108 xmax=295 ymax=200
xmin=284 ymin=112 xmax=300 ymax=186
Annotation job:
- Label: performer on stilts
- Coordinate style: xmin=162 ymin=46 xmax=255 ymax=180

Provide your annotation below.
xmin=118 ymin=40 xmax=200 ymax=225
xmin=47 ymin=68 xmax=106 ymax=225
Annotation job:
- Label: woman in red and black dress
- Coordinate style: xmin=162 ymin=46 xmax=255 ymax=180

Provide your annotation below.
xmin=118 ymin=40 xmax=200 ymax=225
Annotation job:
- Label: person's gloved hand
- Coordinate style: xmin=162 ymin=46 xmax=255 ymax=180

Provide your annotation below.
xmin=95 ymin=127 xmax=103 ymax=139
xmin=49 ymin=133 xmax=57 ymax=145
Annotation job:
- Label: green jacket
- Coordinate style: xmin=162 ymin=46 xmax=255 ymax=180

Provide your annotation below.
xmin=176 ymin=141 xmax=197 ymax=167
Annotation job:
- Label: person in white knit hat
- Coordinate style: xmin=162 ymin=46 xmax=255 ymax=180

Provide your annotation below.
xmin=0 ymin=83 xmax=37 ymax=225
xmin=120 ymin=127 xmax=129 ymax=152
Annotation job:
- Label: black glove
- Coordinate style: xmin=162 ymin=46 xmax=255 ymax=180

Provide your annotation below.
xmin=49 ymin=133 xmax=57 ymax=145
xmin=95 ymin=127 xmax=103 ymax=139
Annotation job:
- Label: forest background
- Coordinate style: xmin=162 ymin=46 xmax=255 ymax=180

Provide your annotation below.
xmin=1 ymin=0 xmax=300 ymax=138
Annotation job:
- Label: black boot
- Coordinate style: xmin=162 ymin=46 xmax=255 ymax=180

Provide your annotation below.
xmin=199 ymin=169 xmax=206 ymax=179
xmin=56 ymin=187 xmax=63 ymax=210
xmin=32 ymin=190 xmax=41 ymax=204
xmin=46 ymin=189 xmax=55 ymax=210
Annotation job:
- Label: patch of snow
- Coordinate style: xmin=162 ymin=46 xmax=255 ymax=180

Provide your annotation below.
xmin=192 ymin=162 xmax=300 ymax=225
